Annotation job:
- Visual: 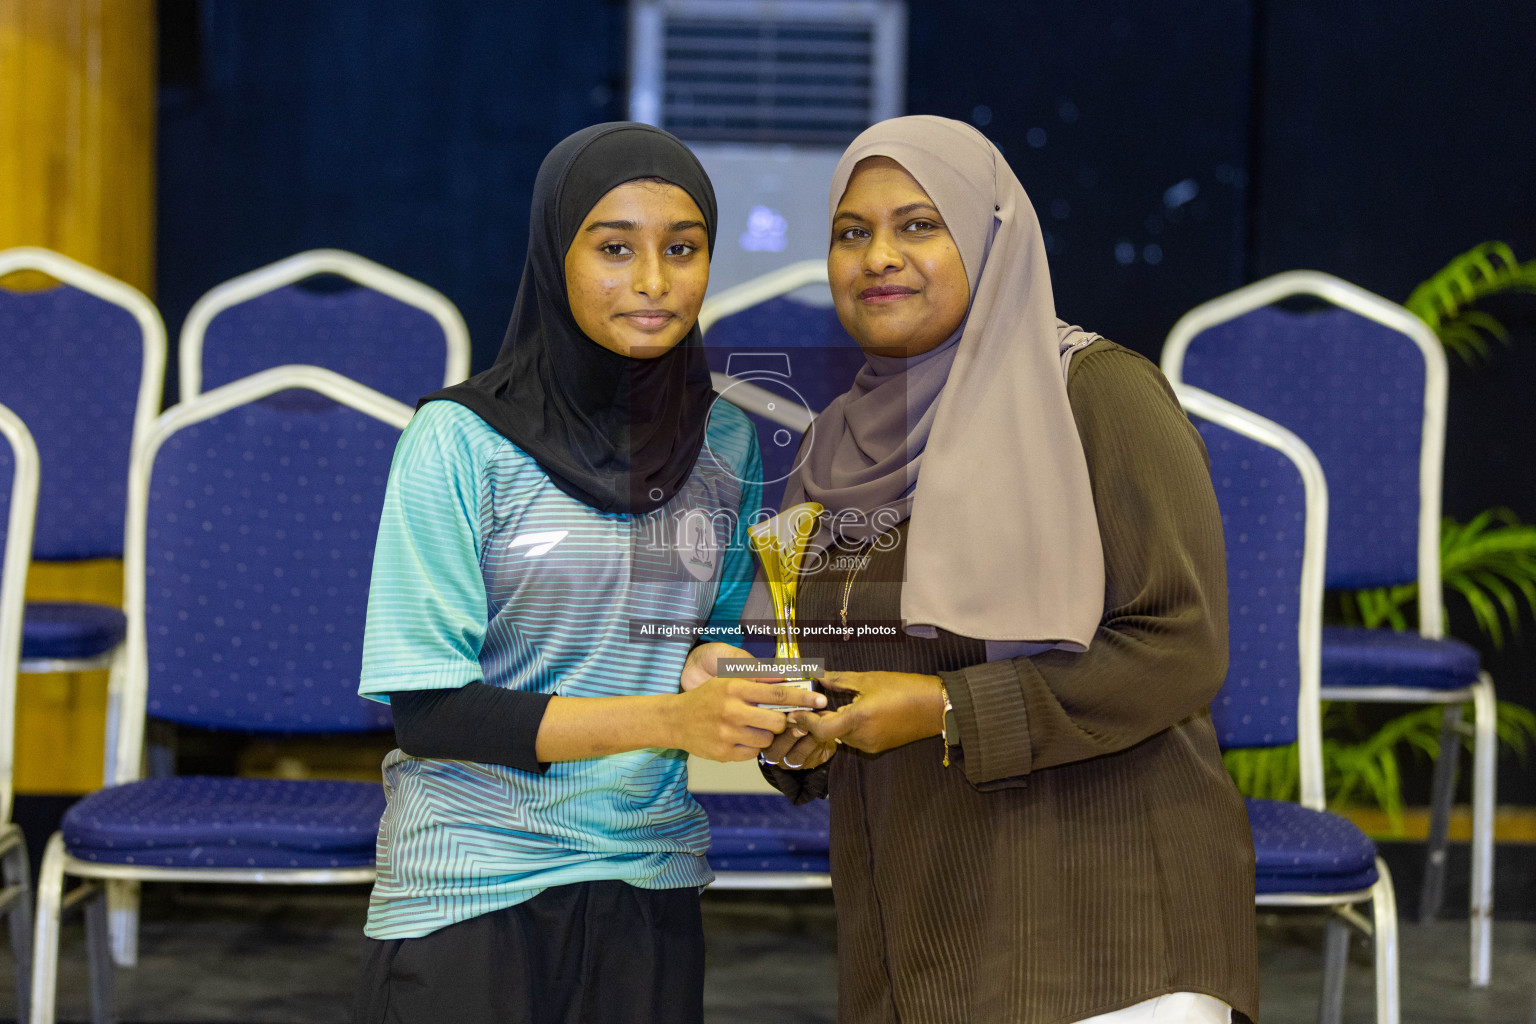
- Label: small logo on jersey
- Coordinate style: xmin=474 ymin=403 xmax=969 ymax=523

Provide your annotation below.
xmin=676 ymin=509 xmax=717 ymax=581
xmin=508 ymin=530 xmax=569 ymax=558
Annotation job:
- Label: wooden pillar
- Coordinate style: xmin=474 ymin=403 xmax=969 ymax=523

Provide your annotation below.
xmin=13 ymin=562 xmax=121 ymax=793
xmin=0 ymin=0 xmax=157 ymax=292
xmin=0 ymin=1 xmax=155 ymax=793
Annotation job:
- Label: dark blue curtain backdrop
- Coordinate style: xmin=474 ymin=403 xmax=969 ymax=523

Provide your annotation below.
xmin=158 ymin=1 xmax=1536 ymax=799
xmin=156 ymin=0 xmax=627 ymax=400
xmin=1252 ymin=2 xmax=1536 ymax=298
xmin=904 ymin=0 xmax=1254 ymax=358
xmin=159 ymin=0 xmax=1263 ymax=378
xmin=158 ymin=1 xmax=1535 ymax=370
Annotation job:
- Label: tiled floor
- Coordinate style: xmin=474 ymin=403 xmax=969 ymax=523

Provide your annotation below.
xmin=1 ymin=886 xmax=1533 ymax=1023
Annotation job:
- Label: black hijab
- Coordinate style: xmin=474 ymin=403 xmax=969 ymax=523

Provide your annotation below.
xmin=420 ymin=122 xmax=719 ymax=514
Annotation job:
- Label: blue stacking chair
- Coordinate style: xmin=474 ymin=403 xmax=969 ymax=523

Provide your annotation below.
xmin=693 ymin=790 xmax=831 ymax=890
xmin=0 ymin=246 xmax=167 ymax=718
xmin=28 ymin=366 xmax=412 ymax=1024
xmin=1180 ymin=384 xmax=1400 ymax=1024
xmin=1163 ymin=271 xmax=1496 ymax=986
xmin=179 ymin=248 xmax=471 ymax=405
xmin=0 ymin=403 xmax=40 ymax=1019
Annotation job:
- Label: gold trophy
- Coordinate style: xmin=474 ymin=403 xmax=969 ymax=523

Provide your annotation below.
xmin=745 ymin=501 xmax=825 ymax=710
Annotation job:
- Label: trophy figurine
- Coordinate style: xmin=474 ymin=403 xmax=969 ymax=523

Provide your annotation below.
xmin=745 ymin=501 xmax=825 ymax=710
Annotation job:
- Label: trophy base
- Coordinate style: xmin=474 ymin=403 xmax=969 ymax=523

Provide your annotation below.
xmin=756 ymin=677 xmax=819 ymax=712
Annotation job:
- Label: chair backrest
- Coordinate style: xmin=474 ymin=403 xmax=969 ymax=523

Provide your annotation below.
xmin=111 ymin=366 xmax=413 ymax=785
xmin=1162 ymin=270 xmax=1446 ymax=637
xmin=0 ymin=247 xmax=167 ymax=560
xmin=1178 ymin=385 xmax=1329 ymax=812
xmin=700 ymin=260 xmax=864 ymax=503
xmin=0 ymin=404 xmax=39 ymax=824
xmin=179 ymin=249 xmax=471 ymax=405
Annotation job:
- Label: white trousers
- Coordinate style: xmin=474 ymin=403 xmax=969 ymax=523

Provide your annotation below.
xmin=1077 ymin=992 xmax=1231 ymax=1024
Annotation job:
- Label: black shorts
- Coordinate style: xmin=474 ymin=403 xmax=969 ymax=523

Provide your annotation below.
xmin=352 ymin=879 xmax=704 ymax=1024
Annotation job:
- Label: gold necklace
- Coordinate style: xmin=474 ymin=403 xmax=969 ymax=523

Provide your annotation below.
xmin=839 ymin=541 xmax=873 ymax=639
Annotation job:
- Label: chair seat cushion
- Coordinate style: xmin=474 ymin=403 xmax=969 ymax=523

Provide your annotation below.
xmin=708 ymin=851 xmax=830 ymax=874
xmin=1320 ymin=625 xmax=1480 ymax=691
xmin=1247 ymin=797 xmax=1379 ymax=895
xmin=63 ymin=776 xmax=384 ymax=869
xmin=22 ymin=602 xmax=127 ymax=661
xmin=694 ymin=792 xmax=829 ymax=858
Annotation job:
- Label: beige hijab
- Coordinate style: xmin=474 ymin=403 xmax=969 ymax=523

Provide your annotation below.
xmin=780 ymin=115 xmax=1105 ymax=650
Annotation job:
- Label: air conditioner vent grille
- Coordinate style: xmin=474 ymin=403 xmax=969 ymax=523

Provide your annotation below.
xmin=630 ymin=2 xmax=905 ymax=144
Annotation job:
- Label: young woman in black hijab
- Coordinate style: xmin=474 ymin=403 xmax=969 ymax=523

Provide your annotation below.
xmin=350 ymin=123 xmax=822 ymax=1024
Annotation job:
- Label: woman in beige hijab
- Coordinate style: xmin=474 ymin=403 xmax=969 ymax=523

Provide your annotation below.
xmin=755 ymin=116 xmax=1258 ymax=1024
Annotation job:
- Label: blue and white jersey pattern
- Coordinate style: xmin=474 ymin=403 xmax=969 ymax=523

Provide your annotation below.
xmin=359 ymin=399 xmax=762 ymax=939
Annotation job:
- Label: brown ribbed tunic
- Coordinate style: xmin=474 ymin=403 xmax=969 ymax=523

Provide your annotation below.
xmin=764 ymin=341 xmax=1258 ymax=1024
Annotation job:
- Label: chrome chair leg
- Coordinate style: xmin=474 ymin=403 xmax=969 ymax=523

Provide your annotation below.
xmin=106 ymin=880 xmax=139 ymax=967
xmin=1 ymin=834 xmax=33 ymax=1020
xmin=1372 ymin=857 xmax=1401 ymax=1024
xmin=1418 ymin=703 xmax=1461 ymax=923
xmin=1470 ymin=674 xmax=1497 ymax=987
xmin=1318 ymin=913 xmax=1349 ymax=1024
xmin=83 ymin=884 xmax=116 ymax=1024
xmin=29 ymin=833 xmax=66 ymax=1024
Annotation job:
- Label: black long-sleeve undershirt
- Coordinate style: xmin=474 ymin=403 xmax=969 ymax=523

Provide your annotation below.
xmin=388 ymin=682 xmax=552 ymax=774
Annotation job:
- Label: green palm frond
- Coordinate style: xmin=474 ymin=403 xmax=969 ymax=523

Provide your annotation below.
xmin=1223 ymin=701 xmax=1536 ymax=835
xmin=1222 ymin=745 xmax=1299 ymax=803
xmin=1405 ymin=241 xmax=1536 ymax=364
xmin=1341 ymin=509 xmax=1536 ymax=648
xmin=1493 ymin=700 xmax=1536 ymax=756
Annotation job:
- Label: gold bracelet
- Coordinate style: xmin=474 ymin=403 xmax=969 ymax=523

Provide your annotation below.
xmin=939 ymin=680 xmax=953 ymax=768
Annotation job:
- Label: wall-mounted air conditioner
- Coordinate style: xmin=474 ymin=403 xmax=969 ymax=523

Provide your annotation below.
xmin=629 ymin=0 xmax=907 ymax=293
